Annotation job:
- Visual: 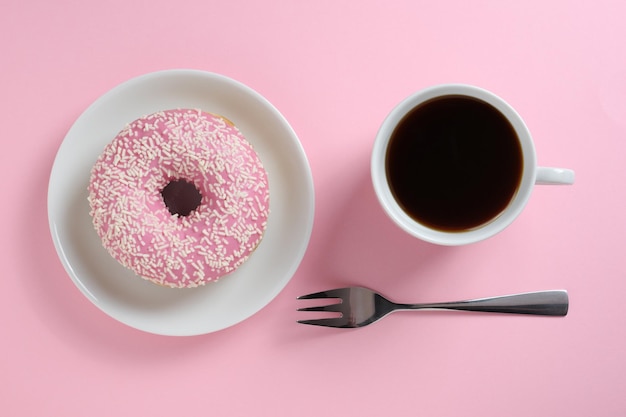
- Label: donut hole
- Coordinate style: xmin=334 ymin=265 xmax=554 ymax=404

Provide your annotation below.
xmin=161 ymin=179 xmax=202 ymax=217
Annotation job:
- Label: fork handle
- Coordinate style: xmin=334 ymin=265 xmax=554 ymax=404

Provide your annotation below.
xmin=398 ymin=290 xmax=569 ymax=316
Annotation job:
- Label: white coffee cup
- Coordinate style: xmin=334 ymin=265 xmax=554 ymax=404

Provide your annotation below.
xmin=371 ymin=84 xmax=574 ymax=246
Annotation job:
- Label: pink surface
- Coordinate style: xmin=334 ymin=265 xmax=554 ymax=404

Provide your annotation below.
xmin=2 ymin=0 xmax=625 ymax=415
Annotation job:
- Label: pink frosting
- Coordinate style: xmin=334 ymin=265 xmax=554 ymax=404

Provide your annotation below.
xmin=88 ymin=109 xmax=270 ymax=288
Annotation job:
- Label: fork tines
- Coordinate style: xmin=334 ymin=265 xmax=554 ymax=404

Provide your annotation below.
xmin=296 ymin=288 xmax=347 ymax=300
xmin=296 ymin=289 xmax=344 ymax=313
xmin=297 ymin=317 xmax=348 ymax=327
xmin=297 ymin=303 xmax=343 ymax=313
xmin=297 ymin=288 xmax=348 ymax=327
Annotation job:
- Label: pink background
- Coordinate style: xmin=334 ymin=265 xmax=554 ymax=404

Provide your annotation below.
xmin=2 ymin=0 xmax=625 ymax=415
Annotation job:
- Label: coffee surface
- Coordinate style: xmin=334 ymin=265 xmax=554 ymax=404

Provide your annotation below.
xmin=385 ymin=95 xmax=523 ymax=231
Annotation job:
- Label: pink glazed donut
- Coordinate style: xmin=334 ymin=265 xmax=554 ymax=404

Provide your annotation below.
xmin=88 ymin=109 xmax=270 ymax=288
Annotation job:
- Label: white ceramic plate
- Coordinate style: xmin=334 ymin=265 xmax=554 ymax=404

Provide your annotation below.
xmin=48 ymin=70 xmax=314 ymax=336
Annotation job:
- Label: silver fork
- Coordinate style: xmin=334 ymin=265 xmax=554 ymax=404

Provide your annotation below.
xmin=297 ymin=287 xmax=569 ymax=328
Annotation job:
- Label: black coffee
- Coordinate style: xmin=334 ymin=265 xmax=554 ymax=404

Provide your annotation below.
xmin=385 ymin=95 xmax=523 ymax=232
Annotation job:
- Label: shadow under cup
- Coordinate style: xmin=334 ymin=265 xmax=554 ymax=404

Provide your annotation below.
xmin=371 ymin=84 xmax=572 ymax=246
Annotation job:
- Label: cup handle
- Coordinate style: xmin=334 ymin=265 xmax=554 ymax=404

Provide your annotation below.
xmin=535 ymin=167 xmax=575 ymax=185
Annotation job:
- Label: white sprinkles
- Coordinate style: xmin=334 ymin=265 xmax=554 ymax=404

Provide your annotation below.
xmin=88 ymin=109 xmax=270 ymax=288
